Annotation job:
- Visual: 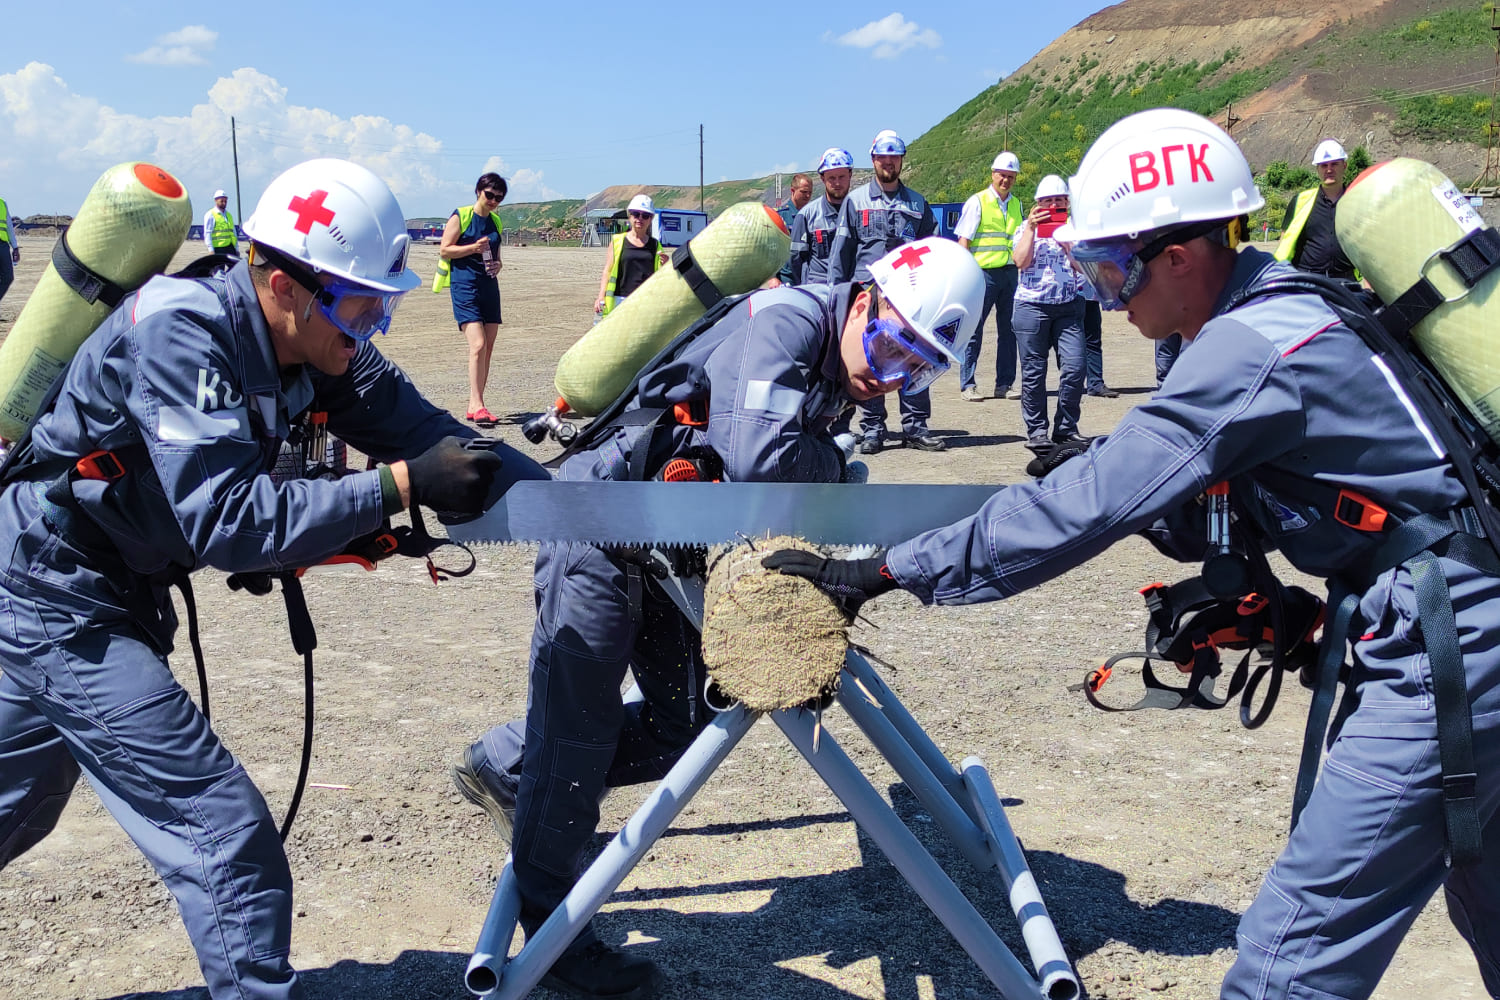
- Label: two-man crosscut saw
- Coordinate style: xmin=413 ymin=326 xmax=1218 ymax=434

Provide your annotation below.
xmin=442 ymin=481 xmax=998 ymax=548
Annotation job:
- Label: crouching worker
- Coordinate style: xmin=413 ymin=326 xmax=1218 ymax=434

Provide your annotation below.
xmin=766 ymin=109 xmax=1500 ymax=999
xmin=452 ymin=236 xmax=984 ymax=998
xmin=0 ymin=158 xmax=547 ymax=1000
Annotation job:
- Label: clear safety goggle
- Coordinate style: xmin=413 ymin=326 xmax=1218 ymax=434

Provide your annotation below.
xmin=1069 ymin=236 xmax=1154 ymax=311
xmin=863 ymin=317 xmax=950 ymax=395
xmin=308 ymin=275 xmax=406 ymax=342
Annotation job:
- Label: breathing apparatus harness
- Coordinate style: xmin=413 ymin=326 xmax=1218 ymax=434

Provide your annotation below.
xmin=1082 ymin=224 xmax=1500 ymax=867
xmin=0 ymin=251 xmax=477 ymax=840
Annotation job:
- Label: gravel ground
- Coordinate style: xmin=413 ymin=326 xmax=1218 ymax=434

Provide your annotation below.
xmin=0 ymin=237 xmax=1485 ymax=999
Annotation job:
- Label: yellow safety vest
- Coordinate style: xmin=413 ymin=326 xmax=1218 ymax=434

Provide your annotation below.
xmin=1274 ymin=188 xmax=1318 ymax=264
xmin=601 ymin=232 xmax=663 ymax=315
xmin=0 ymin=197 xmax=10 ymax=245
xmin=969 ymin=188 xmax=1023 ymax=269
xmin=432 ymin=205 xmax=503 ymax=292
xmin=209 ymin=208 xmax=237 ymax=250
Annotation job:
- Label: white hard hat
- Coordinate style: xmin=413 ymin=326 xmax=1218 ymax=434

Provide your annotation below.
xmin=1312 ymin=139 xmax=1347 ymax=165
xmin=1054 ymin=108 xmax=1264 ymax=243
xmin=991 ymin=152 xmax=1020 ymax=174
xmin=867 ymin=237 xmax=984 ymax=367
xmin=244 ymin=158 xmax=418 ymax=294
xmin=627 ymin=194 xmax=655 ymax=215
xmin=1035 ymin=174 xmax=1069 ymax=199
xmin=871 ymin=130 xmax=907 ymax=157
xmin=213 ymin=189 xmax=228 ymax=199
xmin=818 ymin=147 xmax=854 ymax=173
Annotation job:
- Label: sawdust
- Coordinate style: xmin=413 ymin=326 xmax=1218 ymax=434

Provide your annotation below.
xmin=701 ymin=536 xmax=848 ymax=711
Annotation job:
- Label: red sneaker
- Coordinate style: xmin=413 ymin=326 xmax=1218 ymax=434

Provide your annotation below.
xmin=472 ymin=407 xmax=496 ymax=426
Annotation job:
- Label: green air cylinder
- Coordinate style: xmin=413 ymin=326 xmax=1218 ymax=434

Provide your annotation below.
xmin=554 ymin=201 xmax=790 ymax=416
xmin=0 ymin=163 xmax=192 ymax=442
xmin=1337 ymin=158 xmax=1500 ymax=444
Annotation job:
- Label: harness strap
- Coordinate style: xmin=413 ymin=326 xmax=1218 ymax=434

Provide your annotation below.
xmin=671 ymin=242 xmax=724 ymax=310
xmin=1291 ymin=580 xmax=1358 ymax=832
xmin=50 ymin=228 xmax=128 ymax=308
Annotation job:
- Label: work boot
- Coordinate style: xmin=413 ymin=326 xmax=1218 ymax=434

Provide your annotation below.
xmin=1052 ymin=432 xmax=1091 ymax=448
xmin=540 ymin=939 xmax=664 ymax=999
xmin=1025 ymin=432 xmax=1052 ymax=453
xmin=451 ymin=742 xmax=517 ymax=843
xmin=903 ymin=432 xmax=948 ymax=452
xmin=1085 ymin=385 xmax=1120 ymax=398
xmin=855 ymin=431 xmax=884 ymax=455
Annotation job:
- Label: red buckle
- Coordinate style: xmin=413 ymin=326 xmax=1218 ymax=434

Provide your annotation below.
xmin=1334 ymin=489 xmax=1388 ymax=532
xmin=1237 ymin=593 xmax=1268 ymax=615
xmin=671 ymin=400 xmax=708 ymax=428
xmin=374 ymin=532 xmax=398 ymax=556
xmin=1138 ymin=582 xmax=1166 ymax=596
xmin=75 ymin=450 xmax=125 ymax=481
xmin=1206 ymin=481 xmax=1230 ymax=497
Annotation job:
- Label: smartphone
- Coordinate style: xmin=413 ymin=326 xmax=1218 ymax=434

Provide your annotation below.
xmin=1036 ymin=207 xmax=1069 ymax=240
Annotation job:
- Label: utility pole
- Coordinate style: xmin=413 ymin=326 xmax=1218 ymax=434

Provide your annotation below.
xmin=231 ymin=116 xmax=243 ymax=227
xmin=775 ymin=172 xmax=782 ymax=206
xmin=1473 ymin=5 xmax=1500 ymax=192
xmin=699 ymin=124 xmax=705 ymax=214
xmin=1003 ymin=112 xmax=1009 ymax=151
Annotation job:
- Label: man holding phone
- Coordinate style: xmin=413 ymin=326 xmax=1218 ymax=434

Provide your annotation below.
xmin=1012 ymin=174 xmax=1086 ymax=452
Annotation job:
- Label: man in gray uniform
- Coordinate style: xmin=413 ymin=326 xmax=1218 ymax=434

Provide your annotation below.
xmin=788 ymin=147 xmax=854 ymax=286
xmin=0 ymin=159 xmax=544 ymax=1000
xmin=452 ymin=237 xmax=983 ymax=999
xmin=767 ymin=109 xmax=1500 ymax=1000
xmin=829 ymin=129 xmax=942 ymax=453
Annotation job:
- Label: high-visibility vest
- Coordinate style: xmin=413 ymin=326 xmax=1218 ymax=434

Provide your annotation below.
xmin=432 ymin=205 xmax=503 ymax=292
xmin=1274 ymin=188 xmax=1319 ymax=264
xmin=601 ymin=232 xmax=663 ymax=315
xmin=969 ymin=188 xmax=1023 ymax=269
xmin=208 ymin=208 xmax=237 ymax=250
xmin=0 ymin=197 xmax=10 ymax=244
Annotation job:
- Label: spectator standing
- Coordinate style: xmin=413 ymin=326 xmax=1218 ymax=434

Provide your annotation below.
xmin=202 ymin=189 xmax=239 ymax=258
xmin=830 ymin=129 xmax=943 ymax=453
xmin=1275 ymin=139 xmax=1357 ymax=280
xmin=772 ymin=173 xmax=814 ymax=286
xmin=788 ymin=148 xmax=854 ymax=286
xmin=1079 ymin=274 xmax=1118 ymax=397
xmin=1012 ymin=174 xmax=1086 ymax=451
xmin=437 ymin=173 xmax=507 ymax=425
xmin=595 ymin=194 xmax=667 ymax=318
xmin=0 ymin=193 xmax=16 ymax=306
xmin=954 ymin=151 xmax=1024 ymax=401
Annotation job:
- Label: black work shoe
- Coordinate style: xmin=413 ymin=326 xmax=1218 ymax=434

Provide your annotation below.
xmin=903 ymin=433 xmax=948 ymax=452
xmin=1025 ymin=433 xmax=1052 ymax=453
xmin=1052 ymin=432 xmax=1091 ymax=448
xmin=855 ymin=432 xmax=884 ymax=455
xmin=1086 ymin=385 xmax=1120 ymax=398
xmin=540 ymin=939 xmax=664 ymax=999
xmin=451 ymin=743 xmax=517 ymax=843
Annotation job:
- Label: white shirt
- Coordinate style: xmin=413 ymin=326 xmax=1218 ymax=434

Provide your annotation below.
xmin=953 ymin=187 xmax=1013 ymax=242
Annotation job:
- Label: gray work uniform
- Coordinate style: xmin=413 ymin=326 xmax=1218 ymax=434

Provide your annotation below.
xmin=0 ymin=260 xmax=543 ymax=1000
xmin=828 ymin=180 xmax=937 ymax=440
xmin=885 ymin=248 xmax=1500 ymax=999
xmin=470 ymin=284 xmax=853 ymax=942
xmin=788 ymin=194 xmax=843 ymax=286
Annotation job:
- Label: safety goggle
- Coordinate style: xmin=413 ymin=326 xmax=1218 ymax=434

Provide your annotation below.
xmin=309 ymin=275 xmax=406 ymax=341
xmin=1069 ymin=237 xmax=1153 ymax=311
xmin=863 ymin=317 xmax=950 ymax=395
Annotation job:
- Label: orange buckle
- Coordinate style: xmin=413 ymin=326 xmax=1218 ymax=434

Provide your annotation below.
xmin=672 ymin=400 xmax=708 ymax=428
xmin=308 ymin=411 xmax=329 ymax=426
xmin=75 ymin=450 xmax=125 ymax=481
xmin=1333 ymin=489 xmax=1388 ymax=532
xmin=374 ymin=532 xmax=399 ymax=556
xmin=1138 ymin=582 xmax=1166 ymax=596
xmin=1237 ymin=593 xmax=1269 ymax=615
xmin=1206 ymin=481 xmax=1230 ymax=497
xmin=1086 ymin=665 xmax=1112 ymax=693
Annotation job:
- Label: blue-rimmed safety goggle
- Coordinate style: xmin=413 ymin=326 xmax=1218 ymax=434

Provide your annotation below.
xmin=308 ymin=275 xmax=406 ymax=342
xmin=863 ymin=318 xmax=950 ymax=395
xmin=1070 ymin=237 xmax=1153 ymax=311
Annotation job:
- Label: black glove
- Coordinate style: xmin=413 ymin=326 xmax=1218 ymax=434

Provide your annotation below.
xmin=761 ymin=548 xmax=897 ymax=618
xmin=405 ymin=436 xmax=504 ymax=515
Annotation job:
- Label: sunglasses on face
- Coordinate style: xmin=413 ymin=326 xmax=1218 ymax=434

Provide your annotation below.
xmin=482 ymin=190 xmax=504 ymax=202
xmin=629 ymin=211 xmax=652 ymax=220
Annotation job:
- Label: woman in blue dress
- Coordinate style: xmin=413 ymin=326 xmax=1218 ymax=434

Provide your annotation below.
xmin=439 ymin=172 xmax=506 ymax=424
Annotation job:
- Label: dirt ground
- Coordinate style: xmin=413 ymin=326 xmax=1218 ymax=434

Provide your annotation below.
xmin=0 ymin=236 xmax=1486 ymax=1000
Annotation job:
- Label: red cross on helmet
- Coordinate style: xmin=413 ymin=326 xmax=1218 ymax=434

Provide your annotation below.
xmin=243 ymin=158 xmax=420 ymax=294
xmin=866 ymin=236 xmax=985 ymax=369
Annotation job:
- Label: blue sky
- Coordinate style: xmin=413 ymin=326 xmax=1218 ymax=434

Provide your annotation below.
xmin=2 ymin=1 xmax=1108 ymax=219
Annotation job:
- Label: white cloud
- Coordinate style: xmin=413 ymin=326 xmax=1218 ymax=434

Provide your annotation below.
xmin=831 ymin=13 xmax=941 ymax=59
xmin=0 ymin=62 xmax=561 ymax=216
xmin=127 ymin=25 xmax=218 ymax=67
xmin=478 ymin=156 xmax=562 ymax=203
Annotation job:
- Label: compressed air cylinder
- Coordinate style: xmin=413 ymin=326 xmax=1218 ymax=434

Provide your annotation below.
xmin=1336 ymin=158 xmax=1500 ymax=444
xmin=554 ymin=201 xmax=790 ymax=416
xmin=0 ymin=163 xmax=192 ymax=442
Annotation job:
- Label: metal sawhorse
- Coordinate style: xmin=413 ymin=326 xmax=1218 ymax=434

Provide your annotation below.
xmin=463 ymin=575 xmax=1080 ymax=1000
